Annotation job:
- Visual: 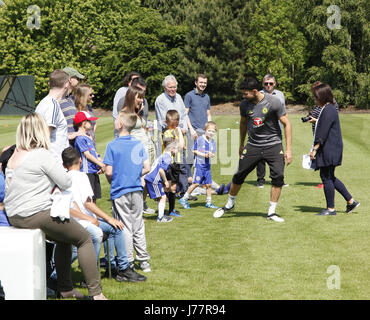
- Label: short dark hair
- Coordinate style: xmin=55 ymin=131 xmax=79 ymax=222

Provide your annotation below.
xmin=131 ymin=77 xmax=146 ymax=88
xmin=196 ymin=74 xmax=207 ymax=81
xmin=62 ymin=147 xmax=81 ymax=168
xmin=312 ymin=83 xmax=335 ymax=106
xmin=122 ymin=71 xmax=141 ymax=86
xmin=49 ymin=69 xmax=69 ymax=89
xmin=239 ymin=76 xmax=261 ymax=91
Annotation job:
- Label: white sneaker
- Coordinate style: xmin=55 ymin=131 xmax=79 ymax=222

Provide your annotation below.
xmin=140 ymin=261 xmax=151 ymax=273
xmin=267 ymin=213 xmax=285 ymax=223
xmin=143 ymin=207 xmax=156 ymax=214
xmin=157 ymin=215 xmax=173 ymax=223
xmin=213 ymin=205 xmax=234 ymax=218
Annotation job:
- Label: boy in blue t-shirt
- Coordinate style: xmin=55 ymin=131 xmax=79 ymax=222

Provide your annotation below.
xmin=144 ymin=141 xmax=180 ymax=223
xmin=104 ymin=111 xmax=152 ymax=273
xmin=73 ymin=111 xmax=105 ymax=201
xmin=179 ymin=121 xmax=218 ymax=209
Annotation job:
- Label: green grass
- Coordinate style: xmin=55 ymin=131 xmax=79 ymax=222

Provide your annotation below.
xmin=1 ymin=113 xmax=369 ymax=300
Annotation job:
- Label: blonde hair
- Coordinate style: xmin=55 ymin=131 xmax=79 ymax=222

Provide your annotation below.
xmin=165 ymin=109 xmax=180 ymax=122
xmin=75 ymin=84 xmax=92 ymax=111
xmin=16 ymin=113 xmax=50 ymax=150
xmin=117 ymin=111 xmax=138 ymax=132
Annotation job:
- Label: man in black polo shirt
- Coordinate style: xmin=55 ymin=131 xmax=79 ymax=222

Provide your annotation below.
xmin=213 ymin=76 xmax=292 ymax=222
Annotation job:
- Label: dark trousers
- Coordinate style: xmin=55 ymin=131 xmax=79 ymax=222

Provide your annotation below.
xmin=178 ymin=164 xmax=191 ymax=196
xmin=233 ymin=144 xmax=285 ymax=187
xmin=319 ymin=165 xmax=352 ymax=208
xmin=256 ymin=160 xmax=266 ymax=184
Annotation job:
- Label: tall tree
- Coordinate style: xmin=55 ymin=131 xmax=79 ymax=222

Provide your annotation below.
xmin=176 ymin=0 xmax=256 ymax=102
xmin=294 ymin=0 xmax=369 ymax=108
xmin=140 ymin=0 xmax=194 ymax=24
xmin=242 ymin=0 xmax=308 ymax=102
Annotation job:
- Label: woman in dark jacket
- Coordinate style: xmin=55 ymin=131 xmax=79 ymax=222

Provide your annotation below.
xmin=310 ymin=83 xmax=360 ymax=216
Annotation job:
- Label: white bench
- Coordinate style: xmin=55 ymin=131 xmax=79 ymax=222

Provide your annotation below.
xmin=0 ymin=227 xmax=46 ymax=300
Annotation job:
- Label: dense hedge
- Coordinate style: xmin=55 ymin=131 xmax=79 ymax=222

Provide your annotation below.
xmin=0 ymin=0 xmax=368 ymax=108
xmin=0 ymin=0 xmax=186 ymax=108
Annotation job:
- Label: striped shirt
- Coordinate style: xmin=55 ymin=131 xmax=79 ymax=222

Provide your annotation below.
xmin=60 ymin=95 xmax=77 ymax=134
xmin=162 ymin=128 xmax=186 ymax=163
xmin=35 ymin=95 xmax=69 ymax=157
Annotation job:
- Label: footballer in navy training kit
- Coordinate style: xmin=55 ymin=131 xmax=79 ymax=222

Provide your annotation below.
xmin=213 ymin=76 xmax=292 ymax=222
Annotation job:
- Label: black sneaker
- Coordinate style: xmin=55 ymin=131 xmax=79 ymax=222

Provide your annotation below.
xmin=346 ymin=200 xmax=360 ymax=213
xmin=104 ymin=267 xmax=118 ymax=278
xmin=257 ymin=182 xmax=264 ymax=188
xmin=116 ymin=267 xmax=147 ymax=282
xmin=316 ymin=209 xmax=337 ymax=216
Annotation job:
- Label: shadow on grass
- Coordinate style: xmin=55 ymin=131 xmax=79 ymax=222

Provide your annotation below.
xmin=294 ymin=182 xmax=322 ymax=187
xmin=222 ymin=211 xmax=267 ymax=218
xmin=293 ymin=205 xmax=322 ymax=214
xmin=143 ymin=215 xmax=158 ymax=221
xmin=244 ymin=180 xmax=271 ymax=187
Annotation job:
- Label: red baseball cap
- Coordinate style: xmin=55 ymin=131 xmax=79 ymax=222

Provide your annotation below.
xmin=74 ymin=111 xmax=98 ymax=125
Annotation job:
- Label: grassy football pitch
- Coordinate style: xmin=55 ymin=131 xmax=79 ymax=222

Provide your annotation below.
xmin=1 ymin=113 xmax=369 ymax=300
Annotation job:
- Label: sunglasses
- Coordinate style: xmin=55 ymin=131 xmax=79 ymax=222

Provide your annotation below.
xmin=264 ymin=82 xmax=274 ymax=86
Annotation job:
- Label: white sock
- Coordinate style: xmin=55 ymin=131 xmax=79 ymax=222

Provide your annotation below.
xmin=206 ymin=196 xmax=212 ymax=204
xmin=158 ymin=202 xmax=165 ymax=219
xmin=182 ymin=192 xmax=190 ymax=201
xmin=226 ymin=194 xmax=236 ymax=209
xmin=268 ymin=201 xmax=277 ymax=215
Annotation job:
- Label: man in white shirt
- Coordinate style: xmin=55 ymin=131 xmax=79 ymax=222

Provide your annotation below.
xmin=35 ymin=69 xmax=70 ymax=160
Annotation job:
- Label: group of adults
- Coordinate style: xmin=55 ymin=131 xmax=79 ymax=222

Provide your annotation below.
xmin=213 ymin=76 xmax=360 ymax=221
xmin=112 ymin=72 xmax=213 ymax=200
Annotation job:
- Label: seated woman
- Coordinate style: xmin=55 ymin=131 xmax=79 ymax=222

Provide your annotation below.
xmin=310 ymin=83 xmax=360 ymax=216
xmin=4 ymin=113 xmax=107 ymax=300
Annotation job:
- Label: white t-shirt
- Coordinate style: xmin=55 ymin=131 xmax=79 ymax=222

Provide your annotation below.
xmin=35 ymin=95 xmax=69 ymax=157
xmin=67 ymin=170 xmax=96 ymax=228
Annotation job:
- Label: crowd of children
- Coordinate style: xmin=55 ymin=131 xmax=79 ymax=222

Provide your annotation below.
xmin=0 ymin=106 xmax=225 ymax=291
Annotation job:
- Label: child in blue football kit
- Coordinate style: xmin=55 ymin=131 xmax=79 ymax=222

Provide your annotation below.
xmin=104 ymin=111 xmax=152 ymax=273
xmin=144 ymin=141 xmax=181 ymax=223
xmin=179 ymin=121 xmax=218 ymax=209
xmin=73 ymin=111 xmax=105 ymax=201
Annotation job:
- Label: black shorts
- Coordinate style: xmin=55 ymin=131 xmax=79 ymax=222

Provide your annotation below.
xmin=232 ymin=143 xmax=285 ymax=187
xmin=87 ymin=173 xmax=102 ymax=200
xmin=166 ymin=163 xmax=180 ymax=183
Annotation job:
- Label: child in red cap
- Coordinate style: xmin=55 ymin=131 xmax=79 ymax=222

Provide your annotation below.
xmin=73 ymin=111 xmax=105 ymax=201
